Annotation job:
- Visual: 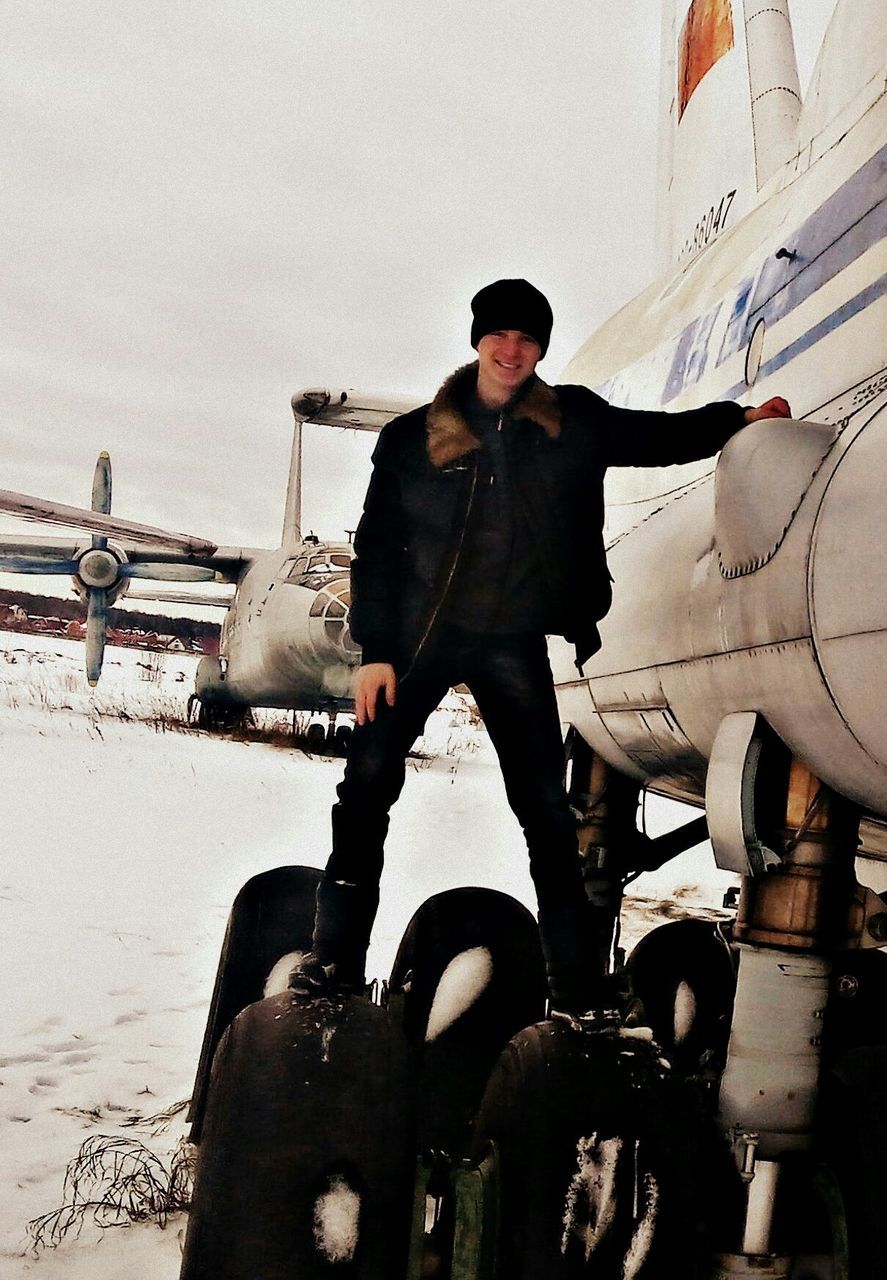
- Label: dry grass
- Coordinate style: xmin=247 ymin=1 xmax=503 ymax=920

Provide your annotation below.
xmin=121 ymin=1097 xmax=191 ymax=1137
xmin=27 ymin=1133 xmax=195 ymax=1250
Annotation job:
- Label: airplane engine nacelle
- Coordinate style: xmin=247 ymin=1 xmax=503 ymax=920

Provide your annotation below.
xmin=552 ymin=407 xmax=887 ymax=846
xmin=808 ymin=403 xmax=887 ymax=773
xmin=195 ymin=656 xmax=240 ymax=707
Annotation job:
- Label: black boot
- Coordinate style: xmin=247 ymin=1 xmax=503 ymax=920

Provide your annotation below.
xmin=287 ymin=950 xmax=341 ymax=997
xmin=537 ymin=899 xmax=608 ymax=1017
xmin=289 ymin=878 xmax=379 ymax=999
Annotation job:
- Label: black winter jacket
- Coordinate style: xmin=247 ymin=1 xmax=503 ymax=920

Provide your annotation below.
xmin=349 ymin=363 xmax=746 ymax=672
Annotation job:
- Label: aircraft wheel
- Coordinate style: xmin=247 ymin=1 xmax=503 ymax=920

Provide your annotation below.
xmin=334 ymin=723 xmax=353 ymax=754
xmin=188 ymin=865 xmax=322 ymax=1142
xmin=471 ymin=1020 xmax=714 ymax=1278
xmin=392 ymin=888 xmax=546 ymax=1277
xmin=305 ymin=721 xmax=327 ymax=753
xmin=389 ymin=886 xmax=547 ymax=1155
xmin=804 ymin=1045 xmax=887 ymax=1279
xmin=192 ymin=699 xmax=250 ymax=733
xmin=181 ymin=992 xmax=417 ymax=1279
xmin=626 ymin=919 xmax=736 ymax=1076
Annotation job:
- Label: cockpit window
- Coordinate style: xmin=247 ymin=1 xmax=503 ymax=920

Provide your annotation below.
xmin=308 ymin=553 xmax=351 ymax=575
xmin=307 ymin=581 xmax=360 ymax=654
xmin=286 ymin=547 xmax=352 ymax=583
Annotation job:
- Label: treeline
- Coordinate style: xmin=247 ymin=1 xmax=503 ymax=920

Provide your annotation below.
xmin=0 ymin=588 xmax=220 ymax=653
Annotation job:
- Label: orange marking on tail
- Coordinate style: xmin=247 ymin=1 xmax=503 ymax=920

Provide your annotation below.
xmin=678 ymin=0 xmax=735 ymax=120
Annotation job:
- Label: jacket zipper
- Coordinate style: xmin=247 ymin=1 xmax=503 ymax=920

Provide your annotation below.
xmin=491 ymin=411 xmax=503 ymax=484
xmin=401 ymin=456 xmax=479 ymax=679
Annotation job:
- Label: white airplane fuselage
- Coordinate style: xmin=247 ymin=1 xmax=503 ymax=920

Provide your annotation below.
xmin=195 ymin=541 xmax=359 ymax=713
xmin=550 ymin=12 xmax=887 ymax=852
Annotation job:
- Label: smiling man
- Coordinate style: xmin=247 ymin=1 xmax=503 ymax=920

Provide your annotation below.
xmin=291 ymin=278 xmax=789 ymax=1014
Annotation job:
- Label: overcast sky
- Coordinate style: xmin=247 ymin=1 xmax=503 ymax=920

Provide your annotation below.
xmin=3 ymin=1 xmax=835 ymax=558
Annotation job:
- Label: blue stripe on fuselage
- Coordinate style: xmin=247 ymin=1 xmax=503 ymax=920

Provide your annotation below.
xmin=720 ymin=272 xmax=887 ymax=402
xmin=654 ymin=142 xmax=887 ymax=404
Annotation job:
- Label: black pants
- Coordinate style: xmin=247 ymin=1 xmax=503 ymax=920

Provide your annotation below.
xmin=316 ymin=626 xmax=596 ymax=1008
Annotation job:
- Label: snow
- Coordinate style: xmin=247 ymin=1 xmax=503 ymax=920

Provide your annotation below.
xmin=312 ymin=1175 xmax=360 ymax=1264
xmin=562 ymin=1134 xmax=622 ymax=1262
xmin=263 ymin=951 xmax=303 ymax=998
xmin=561 ymin=1136 xmax=659 ymax=1277
xmin=424 ymin=947 xmax=493 ymax=1042
xmin=673 ymin=979 xmax=697 ymax=1045
xmin=0 ymin=632 xmax=735 ymax=1277
xmin=622 ymin=1171 xmax=660 ymax=1280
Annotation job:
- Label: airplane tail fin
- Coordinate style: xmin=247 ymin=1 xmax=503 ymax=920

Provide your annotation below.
xmin=284 ymin=388 xmax=417 ymax=548
xmin=281 ymin=422 xmax=303 ymax=548
xmin=657 ymin=0 xmax=801 ymax=270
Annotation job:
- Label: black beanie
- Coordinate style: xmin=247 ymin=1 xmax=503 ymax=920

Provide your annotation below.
xmin=470 ymin=279 xmax=554 ymax=357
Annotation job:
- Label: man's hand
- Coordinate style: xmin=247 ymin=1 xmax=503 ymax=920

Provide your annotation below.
xmin=744 ymin=396 xmax=792 ymax=423
xmin=354 ymin=662 xmax=397 ymax=726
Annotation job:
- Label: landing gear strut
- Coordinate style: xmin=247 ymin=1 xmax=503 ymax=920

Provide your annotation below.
xmin=707 ymin=728 xmax=876 ymax=1277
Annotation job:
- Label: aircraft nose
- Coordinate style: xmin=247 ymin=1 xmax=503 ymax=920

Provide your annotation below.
xmin=308 ymin=575 xmax=360 ymax=661
xmin=809 ymin=404 xmax=887 ymax=766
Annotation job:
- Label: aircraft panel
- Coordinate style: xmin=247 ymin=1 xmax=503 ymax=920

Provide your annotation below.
xmin=798 ymin=0 xmax=887 ymax=154
xmin=714 ymin=417 xmax=838 ymax=578
xmin=809 ymin=404 xmax=887 ymax=768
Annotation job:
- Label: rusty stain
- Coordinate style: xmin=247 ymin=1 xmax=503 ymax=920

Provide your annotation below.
xmin=678 ymin=0 xmax=735 ymax=120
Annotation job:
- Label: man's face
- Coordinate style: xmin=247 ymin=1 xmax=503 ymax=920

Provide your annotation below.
xmin=476 ymin=329 xmax=542 ymax=396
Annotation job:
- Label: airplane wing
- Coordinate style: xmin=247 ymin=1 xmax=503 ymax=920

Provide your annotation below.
xmin=291 ymin=388 xmax=420 ymax=431
xmin=123 ymin=585 xmax=236 ymax=608
xmin=0 ymin=486 xmax=216 ymax=554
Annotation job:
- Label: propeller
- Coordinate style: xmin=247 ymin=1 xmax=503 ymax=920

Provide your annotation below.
xmin=0 ymin=453 xmax=219 ymax=685
xmin=85 ymin=451 xmax=112 ymax=684
xmin=0 ymin=554 xmax=219 ymax=582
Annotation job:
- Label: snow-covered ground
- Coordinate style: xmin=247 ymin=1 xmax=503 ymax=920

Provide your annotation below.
xmin=0 ymin=634 xmax=736 ymax=1278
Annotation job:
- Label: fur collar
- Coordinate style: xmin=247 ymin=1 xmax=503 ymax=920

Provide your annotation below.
xmin=425 ymin=362 xmax=561 ymax=468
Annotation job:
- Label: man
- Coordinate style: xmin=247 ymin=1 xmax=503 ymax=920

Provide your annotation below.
xmin=293 ymin=279 xmax=790 ymax=1014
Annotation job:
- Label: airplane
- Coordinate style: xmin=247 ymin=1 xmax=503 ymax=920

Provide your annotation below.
xmin=0 ymin=389 xmax=412 ymax=747
xmin=178 ymin=1 xmax=887 ymax=1278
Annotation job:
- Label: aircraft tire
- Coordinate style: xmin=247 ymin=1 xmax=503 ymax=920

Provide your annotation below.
xmin=626 ymin=918 xmax=736 ymax=1076
xmin=389 ymin=888 xmax=546 ymax=1277
xmin=389 ymin=886 xmax=547 ymax=1155
xmin=306 ymin=721 xmax=327 ymax=753
xmin=471 ymin=1020 xmax=714 ymax=1278
xmin=188 ymin=865 xmax=322 ymax=1142
xmin=814 ymin=1045 xmax=887 ymax=1279
xmin=181 ymin=992 xmax=416 ymax=1279
xmin=193 ymin=699 xmax=250 ymax=733
xmin=334 ymin=723 xmax=353 ymax=754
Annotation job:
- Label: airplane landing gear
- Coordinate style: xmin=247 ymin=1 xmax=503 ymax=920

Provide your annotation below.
xmin=303 ymin=710 xmax=353 ymax=755
xmin=181 ymin=880 xmax=547 ymax=1280
xmin=187 ymin=693 xmax=253 ymax=733
xmin=705 ymin=726 xmax=879 ymax=1277
xmin=179 ymin=725 xmax=887 ymax=1278
xmin=564 ymin=728 xmax=638 ymax=977
xmin=471 ymin=1017 xmax=715 ymax=1278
